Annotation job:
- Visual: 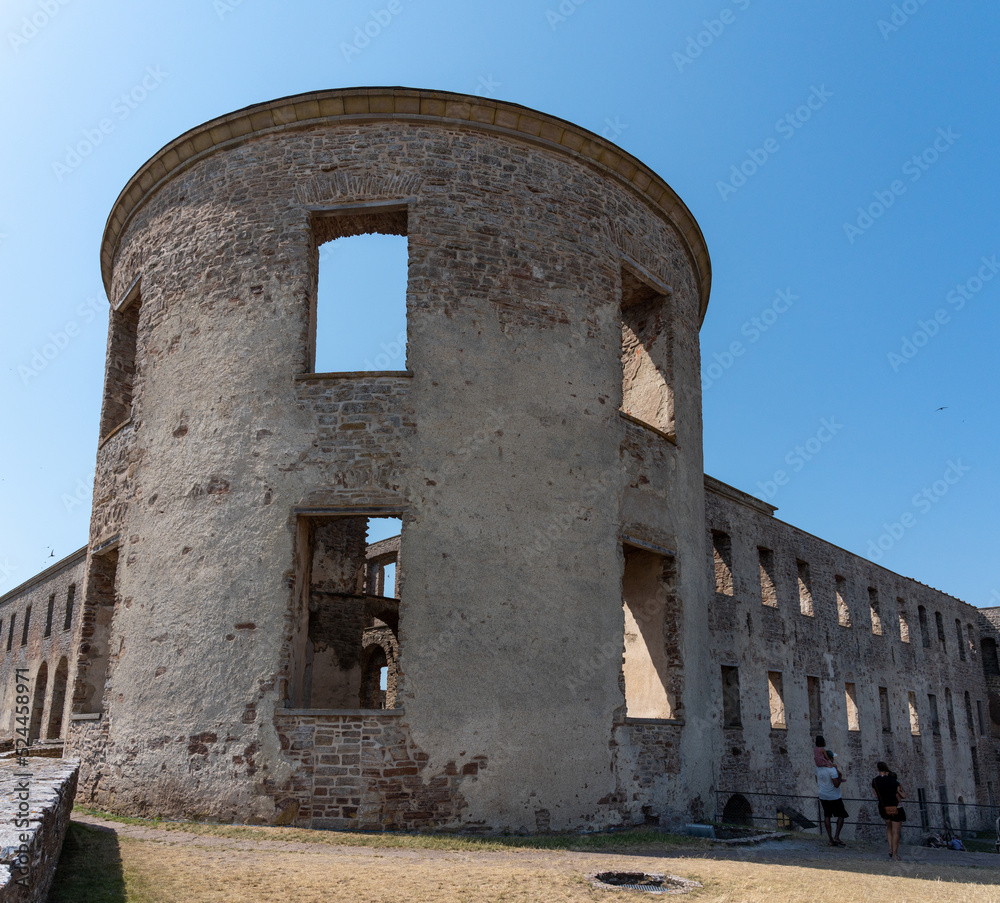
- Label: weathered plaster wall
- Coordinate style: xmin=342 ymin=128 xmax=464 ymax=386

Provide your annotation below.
xmin=706 ymin=479 xmax=1000 ymax=833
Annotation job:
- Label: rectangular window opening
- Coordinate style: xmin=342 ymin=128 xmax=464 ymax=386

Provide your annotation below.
xmin=5 ymin=615 xmax=13 ymax=652
xmin=909 ymin=691 xmax=921 ymax=735
xmin=63 ymin=584 xmax=76 ymax=631
xmin=945 ymin=688 xmax=957 ymax=740
xmin=767 ymin=671 xmax=786 ymax=729
xmin=898 ymin=599 xmax=910 ymax=643
xmin=935 ymin=611 xmax=946 ymax=649
xmin=43 ymin=594 xmax=54 ymax=638
xmin=77 ymin=548 xmax=120 ymax=715
xmin=918 ymin=606 xmax=930 ymax=648
xmin=928 ymin=693 xmax=941 ymax=736
xmin=868 ymin=587 xmax=882 ymax=635
xmin=711 ymin=531 xmax=733 ymax=596
xmin=879 ymin=686 xmax=892 ymax=733
xmin=972 ymin=747 xmax=982 ymax=785
xmin=967 ymin=623 xmax=977 ymax=661
xmin=964 ymin=691 xmax=975 ymax=734
xmin=312 ymin=208 xmax=409 ymax=375
xmin=836 ymin=576 xmax=851 ymax=627
xmin=620 ymin=266 xmax=674 ymax=436
xmin=721 ymin=665 xmax=741 ymax=728
xmin=977 ymin=699 xmax=985 ymax=737
xmin=807 ymin=675 xmax=823 ymax=734
xmin=797 ymin=560 xmax=813 ymax=617
xmin=956 ymin=620 xmax=966 ymax=662
xmin=20 ymin=606 xmax=31 ymax=646
xmin=845 ymin=682 xmax=860 ymax=732
xmin=100 ymin=285 xmax=142 ymax=439
xmin=758 ymin=548 xmax=777 ymax=608
xmin=622 ymin=545 xmax=681 ymax=720
xmin=290 ymin=513 xmax=403 ymax=711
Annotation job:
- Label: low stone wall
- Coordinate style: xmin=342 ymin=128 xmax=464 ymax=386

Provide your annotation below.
xmin=0 ymin=758 xmax=79 ymax=903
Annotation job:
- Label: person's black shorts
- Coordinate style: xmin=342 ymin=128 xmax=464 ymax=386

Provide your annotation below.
xmin=878 ymin=805 xmax=907 ymax=823
xmin=821 ymin=798 xmax=849 ymax=819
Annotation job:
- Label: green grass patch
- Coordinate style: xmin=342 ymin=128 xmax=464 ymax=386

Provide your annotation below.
xmin=72 ymin=806 xmax=711 ymax=854
xmin=49 ymin=821 xmax=152 ymax=903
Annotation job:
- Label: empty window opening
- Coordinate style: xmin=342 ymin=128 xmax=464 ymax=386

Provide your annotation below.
xmin=934 ymin=611 xmax=946 ymax=649
xmin=977 ymin=699 xmax=985 ymax=736
xmin=964 ymin=691 xmax=975 ymax=734
xmin=918 ymin=606 xmax=930 ymax=648
xmin=721 ymin=665 xmax=742 ymax=728
xmin=290 ymin=514 xmax=402 ymax=710
xmin=909 ymin=692 xmax=921 ymax=734
xmin=712 ymin=531 xmax=733 ymax=596
xmin=807 ymin=675 xmax=823 ymax=734
xmin=982 ymin=638 xmax=999 ymax=676
xmin=868 ymin=587 xmax=882 ymax=635
xmin=945 ymin=688 xmax=957 ymax=740
xmin=100 ymin=285 xmax=142 ymax=438
xmin=972 ymin=747 xmax=982 ymax=785
xmin=956 ymin=620 xmax=966 ymax=662
xmin=967 ymin=623 xmax=977 ymax=660
xmin=29 ymin=661 xmax=48 ymax=741
xmin=44 ymin=594 xmax=55 ymax=638
xmin=21 ymin=606 xmax=31 ymax=646
xmin=928 ymin=693 xmax=941 ymax=736
xmin=898 ymin=599 xmax=910 ymax=643
xmin=845 ymin=682 xmax=860 ymax=731
xmin=879 ymin=687 xmax=892 ymax=733
xmin=990 ymin=693 xmax=1000 ymax=739
xmin=312 ymin=209 xmax=408 ymax=374
xmin=75 ymin=548 xmax=119 ymax=715
xmin=758 ymin=548 xmax=777 ymax=607
xmin=767 ymin=671 xmax=786 ymax=729
xmin=63 ymin=584 xmax=75 ymax=631
xmin=620 ymin=267 xmax=674 ymax=434
xmin=47 ymin=657 xmax=69 ymax=740
xmin=917 ymin=789 xmax=929 ymax=830
xmin=835 ymin=576 xmax=850 ymax=627
xmin=797 ymin=560 xmax=813 ymax=616
xmin=5 ymin=615 xmax=13 ymax=652
xmin=622 ymin=546 xmax=681 ymax=720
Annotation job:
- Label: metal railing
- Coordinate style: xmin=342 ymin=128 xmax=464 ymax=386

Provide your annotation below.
xmin=716 ymin=789 xmax=1000 ymax=846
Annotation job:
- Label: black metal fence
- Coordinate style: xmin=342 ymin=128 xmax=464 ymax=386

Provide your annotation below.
xmin=716 ymin=789 xmax=1000 ymax=846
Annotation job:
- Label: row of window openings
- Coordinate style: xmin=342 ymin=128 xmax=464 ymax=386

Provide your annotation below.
xmin=101 ymin=215 xmax=676 ymax=440
xmin=721 ymin=666 xmax=989 ymax=747
xmin=1 ymin=585 xmax=75 ymax=653
xmin=712 ymin=533 xmax=987 ymax=663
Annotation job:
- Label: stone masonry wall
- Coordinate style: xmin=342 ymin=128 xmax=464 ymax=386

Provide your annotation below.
xmin=706 ymin=479 xmax=1000 ymax=834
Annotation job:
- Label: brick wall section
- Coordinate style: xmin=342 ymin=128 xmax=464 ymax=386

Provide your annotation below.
xmin=273 ymin=711 xmax=485 ymax=830
xmin=0 ymin=759 xmax=79 ymax=903
xmin=0 ymin=550 xmax=86 ymax=744
xmin=706 ymin=479 xmax=1000 ymax=824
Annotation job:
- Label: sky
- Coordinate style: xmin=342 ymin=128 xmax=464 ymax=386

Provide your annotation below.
xmin=0 ymin=0 xmax=997 ymax=607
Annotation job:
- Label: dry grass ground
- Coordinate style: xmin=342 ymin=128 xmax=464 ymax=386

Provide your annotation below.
xmin=49 ymin=811 xmax=1000 ymax=903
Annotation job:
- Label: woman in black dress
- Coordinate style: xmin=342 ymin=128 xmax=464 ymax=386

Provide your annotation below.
xmin=872 ymin=761 xmax=906 ymax=860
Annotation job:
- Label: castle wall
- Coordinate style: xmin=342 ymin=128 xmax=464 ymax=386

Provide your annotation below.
xmin=706 ymin=479 xmax=1000 ymax=834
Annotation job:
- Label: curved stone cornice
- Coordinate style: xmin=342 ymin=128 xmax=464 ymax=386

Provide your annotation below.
xmin=101 ymin=87 xmax=711 ymax=322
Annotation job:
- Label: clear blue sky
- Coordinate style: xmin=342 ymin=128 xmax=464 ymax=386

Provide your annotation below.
xmin=0 ymin=1 xmax=997 ymax=607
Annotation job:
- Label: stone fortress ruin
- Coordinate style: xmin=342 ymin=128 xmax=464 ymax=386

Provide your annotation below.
xmin=1 ymin=88 xmax=999 ymax=835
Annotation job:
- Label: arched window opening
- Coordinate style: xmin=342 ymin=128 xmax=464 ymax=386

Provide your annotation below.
xmin=722 ymin=793 xmax=753 ymax=827
xmin=47 ymin=657 xmax=69 ymax=739
xmin=29 ymin=662 xmax=48 ymax=742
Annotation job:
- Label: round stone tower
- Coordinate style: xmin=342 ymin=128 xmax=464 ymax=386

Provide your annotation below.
xmin=68 ymin=87 xmax=713 ymax=832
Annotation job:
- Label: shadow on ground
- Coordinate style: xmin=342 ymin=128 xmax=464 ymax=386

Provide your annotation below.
xmin=49 ymin=821 xmax=127 ymax=903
